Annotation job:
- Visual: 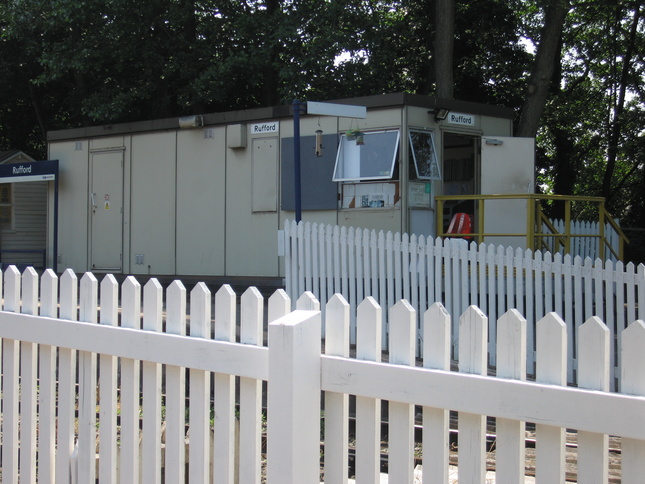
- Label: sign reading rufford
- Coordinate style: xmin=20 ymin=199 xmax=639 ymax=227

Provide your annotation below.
xmin=447 ymin=112 xmax=476 ymax=126
xmin=0 ymin=160 xmax=58 ymax=183
xmin=251 ymin=121 xmax=279 ymax=134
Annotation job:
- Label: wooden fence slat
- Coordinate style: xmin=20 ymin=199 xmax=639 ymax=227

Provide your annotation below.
xmin=99 ymin=274 xmax=119 ymax=484
xmin=20 ymin=268 xmax=38 ymax=484
xmin=535 ymin=313 xmax=567 ymax=482
xmin=189 ymin=282 xmax=211 ymax=484
xmin=318 ymin=224 xmax=328 ymax=314
xmin=297 ymin=221 xmax=306 ymax=299
xmin=324 ymin=294 xmax=350 ymax=484
xmin=422 ymin=303 xmax=451 ymax=484
xmin=620 ymin=320 xmax=645 ymax=482
xmin=638 ymin=265 xmax=645 ymax=321
xmin=349 ymin=227 xmax=357 ymax=344
xmin=164 ymin=280 xmax=187 ymax=484
xmin=120 ymin=276 xmax=142 ymax=484
xmin=577 ymin=317 xmax=610 ymax=483
xmin=387 ymin=300 xmax=416 ymax=484
xmin=304 ymin=221 xmax=312 ymax=292
xmin=625 ymin=262 xmax=636 ymax=323
xmin=1 ymin=266 xmax=21 ymax=484
xmin=458 ymin=305 xmax=488 ymax=482
xmin=268 ymin=288 xmax=291 ymax=323
xmin=240 ymin=287 xmax=264 ymax=484
xmin=355 ymin=297 xmax=382 ymax=484
xmin=38 ymin=269 xmax=58 ymax=483
xmin=77 ymin=273 xmax=98 ymax=483
xmin=312 ymin=223 xmax=321 ymax=299
xmin=496 ymin=309 xmax=527 ymax=483
xmin=213 ymin=284 xmax=237 ymax=484
xmin=141 ymin=279 xmax=163 ymax=484
xmin=524 ymin=249 xmax=535 ymax=372
xmin=614 ymin=261 xmax=630 ymax=391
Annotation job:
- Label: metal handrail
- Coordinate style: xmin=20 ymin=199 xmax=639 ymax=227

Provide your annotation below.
xmin=435 ymin=194 xmax=630 ymax=261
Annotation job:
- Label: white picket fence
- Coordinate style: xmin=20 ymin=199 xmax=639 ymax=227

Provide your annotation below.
xmin=541 ymin=218 xmax=621 ymax=263
xmin=282 ymin=220 xmax=645 ymax=390
xmin=1 ymin=266 xmax=645 ymax=483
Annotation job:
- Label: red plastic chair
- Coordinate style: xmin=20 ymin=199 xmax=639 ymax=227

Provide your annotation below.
xmin=447 ymin=212 xmax=472 ymax=239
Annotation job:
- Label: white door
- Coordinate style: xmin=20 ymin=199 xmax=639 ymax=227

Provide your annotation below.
xmin=480 ymin=136 xmax=535 ymax=249
xmin=90 ymin=150 xmax=123 ymax=271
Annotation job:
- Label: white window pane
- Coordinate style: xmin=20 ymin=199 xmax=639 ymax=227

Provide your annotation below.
xmin=409 ymin=129 xmax=441 ymax=180
xmin=333 ymin=130 xmax=400 ymax=181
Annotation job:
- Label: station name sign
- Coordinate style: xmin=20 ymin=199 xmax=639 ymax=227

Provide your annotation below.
xmin=251 ymin=121 xmax=279 ymax=134
xmin=0 ymin=159 xmax=59 ymax=183
xmin=447 ymin=112 xmax=476 ymax=127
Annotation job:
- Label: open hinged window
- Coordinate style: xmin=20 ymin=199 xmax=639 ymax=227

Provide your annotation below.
xmin=409 ymin=129 xmax=441 ymax=180
xmin=332 ymin=129 xmax=400 ymax=181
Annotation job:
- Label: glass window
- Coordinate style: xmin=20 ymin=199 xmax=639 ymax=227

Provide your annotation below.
xmin=409 ymin=129 xmax=441 ymax=180
xmin=333 ymin=129 xmax=400 ymax=181
xmin=0 ymin=183 xmax=12 ymax=226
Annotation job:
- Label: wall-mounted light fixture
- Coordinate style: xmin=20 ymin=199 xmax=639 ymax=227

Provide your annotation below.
xmin=315 ymin=129 xmax=323 ymax=157
xmin=178 ymin=115 xmax=204 ymax=129
xmin=431 ymin=108 xmax=450 ymax=123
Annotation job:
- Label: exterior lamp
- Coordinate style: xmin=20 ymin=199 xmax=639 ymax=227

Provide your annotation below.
xmin=432 ymin=108 xmax=450 ymax=122
xmin=178 ymin=115 xmax=204 ymax=129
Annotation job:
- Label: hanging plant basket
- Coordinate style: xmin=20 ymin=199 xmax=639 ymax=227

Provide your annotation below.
xmin=346 ymin=129 xmax=364 ymax=141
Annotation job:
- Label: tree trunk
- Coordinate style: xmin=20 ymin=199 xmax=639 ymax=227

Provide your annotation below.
xmin=516 ymin=0 xmax=570 ymax=138
xmin=434 ymin=0 xmax=455 ymax=99
xmin=602 ymin=3 xmax=642 ymax=202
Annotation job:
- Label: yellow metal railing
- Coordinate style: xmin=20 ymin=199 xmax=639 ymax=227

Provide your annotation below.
xmin=435 ymin=194 xmax=629 ymax=261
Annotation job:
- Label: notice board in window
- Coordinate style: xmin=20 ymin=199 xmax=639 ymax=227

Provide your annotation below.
xmin=281 ymin=134 xmax=338 ymax=211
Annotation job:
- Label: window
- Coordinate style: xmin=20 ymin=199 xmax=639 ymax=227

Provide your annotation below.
xmin=409 ymin=129 xmax=441 ymax=180
xmin=332 ymin=129 xmax=400 ymax=181
xmin=0 ymin=183 xmax=12 ymax=226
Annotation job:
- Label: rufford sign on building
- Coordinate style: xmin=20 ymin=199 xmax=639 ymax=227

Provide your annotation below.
xmin=47 ymin=93 xmax=532 ymax=279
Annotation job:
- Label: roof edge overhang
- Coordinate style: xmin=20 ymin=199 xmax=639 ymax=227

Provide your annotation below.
xmin=47 ymin=93 xmax=515 ymax=142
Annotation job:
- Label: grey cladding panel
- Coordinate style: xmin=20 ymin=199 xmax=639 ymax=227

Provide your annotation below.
xmin=281 ymin=134 xmax=338 ymax=210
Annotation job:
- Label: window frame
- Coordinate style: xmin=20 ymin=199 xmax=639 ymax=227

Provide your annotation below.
xmin=408 ymin=128 xmax=441 ymax=181
xmin=0 ymin=183 xmax=13 ymax=229
xmin=332 ymin=129 xmax=401 ymax=182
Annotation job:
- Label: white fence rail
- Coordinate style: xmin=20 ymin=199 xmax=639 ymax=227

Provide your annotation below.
xmin=282 ymin=220 xmax=645 ymax=390
xmin=1 ymin=266 xmax=645 ymax=483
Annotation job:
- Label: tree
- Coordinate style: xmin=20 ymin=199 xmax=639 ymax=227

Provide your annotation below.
xmin=516 ymin=0 xmax=571 ymax=138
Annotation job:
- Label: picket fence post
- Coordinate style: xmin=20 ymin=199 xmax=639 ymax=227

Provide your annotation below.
xmin=388 ymin=300 xmax=416 ymax=483
xmin=20 ymin=267 xmax=39 ymax=484
xmin=355 ymin=297 xmax=382 ymax=483
xmin=495 ymin=309 xmax=527 ymax=483
xmin=458 ymin=305 xmax=488 ymax=482
xmin=535 ymin=313 xmax=567 ymax=482
xmin=2 ymin=266 xmax=21 ymax=484
xmin=213 ymin=284 xmax=237 ymax=484
xmin=188 ymin=282 xmax=211 ymax=482
xmin=120 ymin=275 xmax=141 ymax=484
xmin=267 ymin=309 xmax=321 ymax=484
xmin=422 ymin=302 xmax=451 ymax=484
xmin=324 ymin=294 xmax=350 ymax=484
xmin=621 ymin=320 xmax=645 ymax=482
xmin=577 ymin=317 xmax=610 ymax=482
xmin=38 ymin=269 xmax=58 ymax=483
xmin=99 ymin=274 xmax=119 ymax=484
xmin=239 ymin=287 xmax=264 ymax=484
xmin=164 ymin=280 xmax=187 ymax=484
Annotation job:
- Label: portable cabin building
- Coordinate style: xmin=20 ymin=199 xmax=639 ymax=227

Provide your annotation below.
xmin=46 ymin=93 xmax=534 ymax=279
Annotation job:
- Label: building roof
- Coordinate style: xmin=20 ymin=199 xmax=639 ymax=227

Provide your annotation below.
xmin=0 ymin=150 xmax=35 ymax=164
xmin=47 ymin=92 xmax=516 ymax=142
